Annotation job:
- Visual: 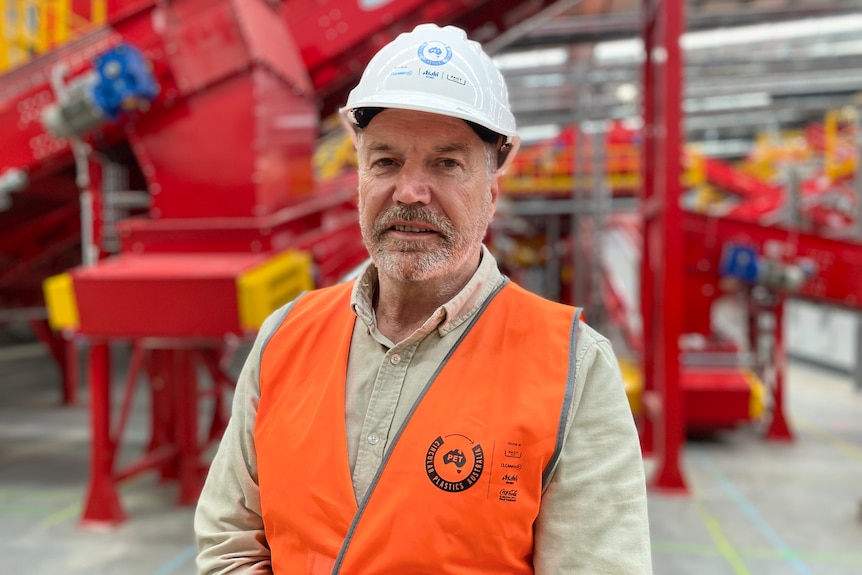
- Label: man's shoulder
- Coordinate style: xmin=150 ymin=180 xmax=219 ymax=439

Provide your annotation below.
xmin=259 ymin=281 xmax=354 ymax=337
xmin=300 ymin=280 xmax=355 ymax=302
xmin=499 ymin=281 xmax=611 ymax=347
xmin=277 ymin=280 xmax=355 ymax=321
xmin=501 ymin=281 xmax=578 ymax=315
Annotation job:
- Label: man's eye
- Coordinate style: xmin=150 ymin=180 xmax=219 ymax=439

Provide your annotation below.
xmin=438 ymin=158 xmax=460 ymax=168
xmin=373 ymin=158 xmax=396 ymax=167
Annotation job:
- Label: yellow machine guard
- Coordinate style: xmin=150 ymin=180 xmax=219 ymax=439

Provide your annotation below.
xmin=236 ymin=250 xmax=314 ymax=331
xmin=43 ymin=272 xmax=79 ymax=330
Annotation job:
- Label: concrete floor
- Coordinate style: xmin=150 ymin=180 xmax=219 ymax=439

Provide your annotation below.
xmin=2 ymin=330 xmax=861 ymax=575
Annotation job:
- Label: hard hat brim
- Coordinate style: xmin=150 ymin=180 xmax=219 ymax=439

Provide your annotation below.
xmin=340 ymin=92 xmax=517 ymax=142
xmin=339 ymin=98 xmax=521 ymax=173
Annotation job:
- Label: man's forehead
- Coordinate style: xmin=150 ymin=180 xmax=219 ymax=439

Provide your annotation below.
xmin=360 ymin=111 xmax=482 ymax=151
xmin=363 ymin=139 xmax=471 ymax=153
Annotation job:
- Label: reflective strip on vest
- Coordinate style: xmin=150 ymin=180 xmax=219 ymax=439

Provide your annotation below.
xmin=257 ymin=280 xmax=580 ymax=574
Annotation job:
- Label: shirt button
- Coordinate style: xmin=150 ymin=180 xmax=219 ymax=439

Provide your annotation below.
xmin=367 ymin=433 xmax=380 ymax=445
xmin=389 ymin=354 xmax=401 ymax=365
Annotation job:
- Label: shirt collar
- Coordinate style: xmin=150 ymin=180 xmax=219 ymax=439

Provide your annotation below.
xmin=350 ymin=244 xmax=503 ymax=340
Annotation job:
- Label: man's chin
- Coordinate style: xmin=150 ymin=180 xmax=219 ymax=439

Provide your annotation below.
xmin=380 ymin=236 xmax=440 ymax=252
xmin=372 ymin=251 xmax=445 ymax=283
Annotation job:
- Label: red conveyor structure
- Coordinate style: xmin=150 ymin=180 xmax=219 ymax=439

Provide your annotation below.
xmin=639 ymin=0 xmax=862 ymax=492
xmin=0 ymin=0 xmax=566 ymax=525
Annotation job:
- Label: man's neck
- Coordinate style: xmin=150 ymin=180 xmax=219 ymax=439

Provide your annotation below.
xmin=373 ymin=259 xmax=478 ymax=343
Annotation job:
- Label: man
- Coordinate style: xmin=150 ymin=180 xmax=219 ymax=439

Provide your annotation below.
xmin=195 ymin=23 xmax=652 ymax=574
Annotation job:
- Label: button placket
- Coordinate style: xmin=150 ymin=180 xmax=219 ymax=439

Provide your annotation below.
xmin=352 ymin=342 xmax=425 ymax=500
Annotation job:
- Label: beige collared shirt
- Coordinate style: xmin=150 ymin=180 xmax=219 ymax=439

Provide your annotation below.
xmin=195 ymin=246 xmax=653 ymax=574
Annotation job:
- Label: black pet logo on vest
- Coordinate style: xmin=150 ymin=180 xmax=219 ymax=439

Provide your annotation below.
xmin=425 ymin=434 xmax=484 ymax=492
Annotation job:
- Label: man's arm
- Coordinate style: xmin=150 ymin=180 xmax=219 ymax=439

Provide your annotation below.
xmin=534 ymin=325 xmax=653 ymax=574
xmin=194 ymin=312 xmax=286 ymax=574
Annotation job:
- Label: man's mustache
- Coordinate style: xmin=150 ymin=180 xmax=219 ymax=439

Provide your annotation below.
xmin=373 ymin=205 xmax=454 ymax=240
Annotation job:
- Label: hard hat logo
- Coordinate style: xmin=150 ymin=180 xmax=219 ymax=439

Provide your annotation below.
xmin=418 ymin=41 xmax=452 ymax=66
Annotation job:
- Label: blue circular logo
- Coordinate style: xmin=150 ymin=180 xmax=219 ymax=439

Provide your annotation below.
xmin=418 ymin=41 xmax=453 ymax=66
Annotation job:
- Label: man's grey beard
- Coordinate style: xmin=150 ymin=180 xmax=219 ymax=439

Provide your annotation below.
xmin=361 ymin=204 xmax=459 ymax=282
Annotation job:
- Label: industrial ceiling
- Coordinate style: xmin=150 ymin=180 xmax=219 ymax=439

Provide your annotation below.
xmin=491 ymin=0 xmax=862 ymax=157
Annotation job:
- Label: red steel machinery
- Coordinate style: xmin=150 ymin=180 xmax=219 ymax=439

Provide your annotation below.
xmin=0 ymin=0 xmax=569 ymax=525
xmin=638 ymin=0 xmax=862 ymax=492
xmin=12 ymin=0 xmax=854 ymax=524
xmin=489 ymin=0 xmax=862 ymax=493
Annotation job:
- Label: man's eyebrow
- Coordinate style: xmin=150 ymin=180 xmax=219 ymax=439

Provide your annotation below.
xmin=434 ymin=143 xmax=470 ymax=154
xmin=363 ymin=142 xmax=471 ymax=154
xmin=365 ymin=142 xmax=395 ymax=153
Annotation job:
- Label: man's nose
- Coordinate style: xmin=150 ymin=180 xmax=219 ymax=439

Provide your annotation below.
xmin=392 ymin=162 xmax=432 ymax=205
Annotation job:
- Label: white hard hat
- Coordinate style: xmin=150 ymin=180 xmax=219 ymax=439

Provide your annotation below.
xmin=340 ymin=23 xmax=520 ymax=170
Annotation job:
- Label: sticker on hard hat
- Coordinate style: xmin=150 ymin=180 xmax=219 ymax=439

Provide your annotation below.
xmin=446 ymin=74 xmax=466 ymax=86
xmin=418 ymin=41 xmax=453 ymax=66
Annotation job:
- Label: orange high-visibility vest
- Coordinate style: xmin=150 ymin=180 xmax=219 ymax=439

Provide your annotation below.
xmin=256 ymin=280 xmax=581 ymax=574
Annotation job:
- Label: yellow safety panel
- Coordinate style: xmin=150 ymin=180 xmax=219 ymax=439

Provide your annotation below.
xmin=618 ymin=361 xmax=766 ymax=423
xmin=744 ymin=369 xmax=768 ymax=421
xmin=0 ymin=0 xmax=107 ymax=73
xmin=617 ymin=357 xmax=643 ymax=416
xmin=236 ymin=250 xmax=314 ymax=331
xmin=501 ymin=174 xmax=641 ymax=196
xmin=824 ymin=107 xmax=858 ymax=181
xmin=43 ymin=272 xmax=79 ymax=330
xmin=313 ymin=128 xmax=356 ymax=182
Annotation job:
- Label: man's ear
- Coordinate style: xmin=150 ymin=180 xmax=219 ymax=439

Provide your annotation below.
xmin=489 ymin=173 xmax=502 ymax=217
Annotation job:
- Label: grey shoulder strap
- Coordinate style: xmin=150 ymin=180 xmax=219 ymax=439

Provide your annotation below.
xmin=541 ymin=307 xmax=582 ymax=490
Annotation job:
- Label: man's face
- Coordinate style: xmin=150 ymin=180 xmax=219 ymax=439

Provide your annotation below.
xmin=356 ymin=109 xmax=500 ymax=283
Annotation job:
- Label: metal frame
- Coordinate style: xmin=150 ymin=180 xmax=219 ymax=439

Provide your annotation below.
xmin=640 ymin=0 xmax=688 ymax=492
xmin=82 ymin=339 xmax=234 ymax=524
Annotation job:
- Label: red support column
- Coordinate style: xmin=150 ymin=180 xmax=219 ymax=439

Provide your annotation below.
xmin=28 ymin=319 xmax=79 ymax=405
xmin=175 ymin=349 xmax=204 ymax=505
xmin=147 ymin=348 xmax=179 ymax=481
xmin=641 ymin=0 xmax=688 ymax=493
xmin=81 ymin=342 xmax=127 ymax=525
xmin=200 ymin=349 xmax=231 ymax=443
xmin=766 ymin=298 xmax=794 ymax=441
xmin=639 ymin=0 xmax=656 ymax=458
xmin=64 ymin=336 xmax=79 ymax=405
xmin=85 ymin=156 xmax=105 ymax=264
